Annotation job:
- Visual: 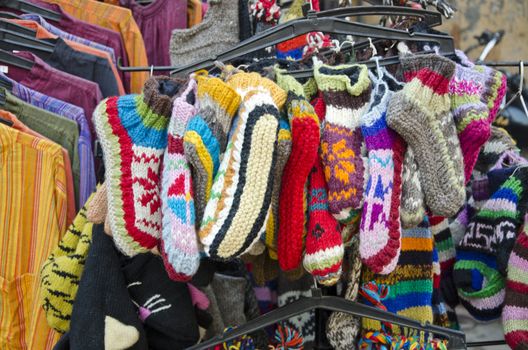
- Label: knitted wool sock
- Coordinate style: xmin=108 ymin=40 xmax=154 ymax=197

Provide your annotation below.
xmin=70 ymin=225 xmax=148 ymax=350
xmin=199 ymin=73 xmax=285 ymax=260
xmin=94 ymin=76 xmax=184 ymax=256
xmin=200 ymin=284 xmax=226 ymax=339
xmin=476 ymin=126 xmax=519 ymax=174
xmin=399 ymin=147 xmax=426 ymax=228
xmin=87 ymin=182 xmax=107 ymax=224
xmin=454 ymin=169 xmax=528 ymax=320
xmin=503 ymin=220 xmax=528 ymax=350
xmin=160 ymin=79 xmax=201 ymax=282
xmin=40 ymin=198 xmax=94 ymax=333
xmin=212 ymin=273 xmax=248 ymax=327
xmin=449 ymin=63 xmax=492 ymax=182
xmin=432 ymin=245 xmax=450 ymax=328
xmin=359 ymin=76 xmax=405 ymax=275
xmin=387 ymin=54 xmax=465 ymax=218
xmin=303 ymin=158 xmax=344 ymax=285
xmin=315 ymin=63 xmax=371 ymax=223
xmin=122 ymin=254 xmax=200 ymax=349
xmin=326 ymin=236 xmax=362 ymax=350
xmin=275 ymin=72 xmax=320 ymax=271
xmin=430 ymin=216 xmax=459 ymax=307
xmin=361 ymin=216 xmax=433 ymax=333
xmin=449 ymin=204 xmax=470 ymax=246
xmin=184 ymin=75 xmax=241 ymax=223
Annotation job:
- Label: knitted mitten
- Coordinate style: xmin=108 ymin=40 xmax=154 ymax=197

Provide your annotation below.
xmin=449 ymin=63 xmax=491 ymax=182
xmin=160 ymin=79 xmax=201 ymax=282
xmin=387 ymin=54 xmax=465 ymax=218
xmin=40 ymin=199 xmax=94 ymax=333
xmin=315 ymin=63 xmax=371 ymax=223
xmin=277 ymin=94 xmax=320 ymax=271
xmin=430 ymin=216 xmax=459 ymax=308
xmin=326 ymin=236 xmax=362 ymax=350
xmin=94 ymin=76 xmax=184 ymax=256
xmin=399 ymin=147 xmax=426 ymax=228
xmin=454 ymin=168 xmax=528 ymax=320
xmin=303 ymin=158 xmax=344 ymax=285
xmin=359 ymin=76 xmax=405 ymax=275
xmin=199 ymin=73 xmax=284 ymax=260
xmin=503 ymin=219 xmax=528 ymax=350
xmin=362 ymin=216 xmax=434 ymax=333
xmin=184 ymin=76 xmax=241 ymax=223
xmin=86 ymin=183 xmax=107 ymax=224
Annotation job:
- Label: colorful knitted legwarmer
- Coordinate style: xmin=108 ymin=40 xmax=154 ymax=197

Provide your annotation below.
xmin=160 ymin=79 xmax=201 ymax=281
xmin=94 ymin=76 xmax=183 ymax=256
xmin=315 ymin=63 xmax=371 ymax=223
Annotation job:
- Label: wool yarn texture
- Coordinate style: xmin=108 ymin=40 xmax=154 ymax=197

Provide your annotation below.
xmin=40 ymin=198 xmax=94 ymax=333
xmin=184 ymin=75 xmax=241 ymax=224
xmin=314 ymin=63 xmax=371 ymax=223
xmin=387 ymin=54 xmax=465 ymax=218
xmin=86 ymin=182 xmax=107 ymax=224
xmin=361 ymin=216 xmax=434 ymax=334
xmin=432 ymin=245 xmax=450 ymax=328
xmin=160 ymin=79 xmax=201 ymax=282
xmin=199 ymin=73 xmax=283 ymax=260
xmin=94 ymin=76 xmax=184 ymax=256
xmin=399 ymin=147 xmax=426 ymax=228
xmin=303 ymin=158 xmax=344 ymax=285
xmin=476 ymin=126 xmax=519 ymax=174
xmin=503 ymin=217 xmax=528 ymax=350
xmin=359 ymin=76 xmax=405 ymax=275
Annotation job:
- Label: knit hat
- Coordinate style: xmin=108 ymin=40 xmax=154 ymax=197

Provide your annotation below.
xmin=449 ymin=63 xmax=492 ymax=182
xmin=122 ymin=254 xmax=200 ymax=349
xmin=184 ymin=75 xmax=241 ymax=224
xmin=326 ymin=236 xmax=362 ymax=350
xmin=387 ymin=54 xmax=465 ymax=218
xmin=40 ymin=198 xmax=94 ymax=333
xmin=199 ymin=73 xmax=284 ymax=260
xmin=314 ymin=63 xmax=371 ymax=223
xmin=87 ymin=182 xmax=107 ymax=224
xmin=169 ymin=0 xmax=240 ymax=69
xmin=94 ymin=76 xmax=185 ymax=256
xmin=160 ymin=79 xmax=201 ymax=282
xmin=276 ymin=77 xmax=320 ymax=272
xmin=399 ymin=147 xmax=426 ymax=228
xmin=303 ymin=158 xmax=344 ymax=285
xmin=359 ymin=74 xmax=405 ymax=275
xmin=69 ymin=225 xmax=148 ymax=350
xmin=503 ymin=217 xmax=528 ymax=350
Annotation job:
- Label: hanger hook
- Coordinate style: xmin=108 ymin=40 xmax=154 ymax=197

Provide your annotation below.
xmin=518 ymin=61 xmax=528 ymax=119
xmin=149 ymin=65 xmax=154 ymax=77
xmin=368 ymin=37 xmax=378 ymax=57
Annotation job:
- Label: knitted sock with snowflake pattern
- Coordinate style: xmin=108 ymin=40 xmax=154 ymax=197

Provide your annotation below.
xmin=503 ymin=219 xmax=528 ymax=350
xmin=359 ymin=76 xmax=405 ymax=275
xmin=399 ymin=147 xmax=426 ymax=228
xmin=184 ymin=75 xmax=241 ymax=224
xmin=303 ymin=158 xmax=344 ymax=285
xmin=160 ymin=79 xmax=201 ymax=282
xmin=315 ymin=63 xmax=371 ymax=223
xmin=94 ymin=76 xmax=184 ymax=256
xmin=387 ymin=54 xmax=465 ymax=218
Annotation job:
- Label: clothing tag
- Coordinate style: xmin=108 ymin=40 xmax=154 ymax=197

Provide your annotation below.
xmin=0 ymin=66 xmax=8 ymax=74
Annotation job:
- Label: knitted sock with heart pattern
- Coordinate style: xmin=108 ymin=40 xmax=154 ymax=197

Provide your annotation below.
xmin=94 ymin=76 xmax=184 ymax=256
xmin=387 ymin=54 xmax=465 ymax=218
xmin=160 ymin=79 xmax=201 ymax=282
xmin=359 ymin=75 xmax=405 ymax=275
xmin=314 ymin=63 xmax=371 ymax=223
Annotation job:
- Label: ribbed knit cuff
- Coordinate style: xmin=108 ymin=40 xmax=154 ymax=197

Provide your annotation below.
xmin=401 ymin=54 xmax=456 ymax=85
xmin=226 ymin=72 xmax=287 ymax=108
xmin=314 ymin=63 xmax=370 ymax=96
xmin=196 ymin=75 xmax=241 ymax=118
xmin=142 ymin=76 xmax=186 ymax=117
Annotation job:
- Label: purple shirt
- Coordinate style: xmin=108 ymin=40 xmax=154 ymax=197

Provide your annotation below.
xmin=0 ymin=74 xmax=96 ymax=207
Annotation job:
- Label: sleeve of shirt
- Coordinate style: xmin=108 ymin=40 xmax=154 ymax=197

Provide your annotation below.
xmin=122 ymin=15 xmax=149 ymax=94
xmin=53 ymin=147 xmax=69 ymax=237
xmin=61 ymin=149 xmax=77 ymax=227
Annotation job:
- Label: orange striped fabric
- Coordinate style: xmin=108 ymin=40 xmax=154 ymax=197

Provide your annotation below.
xmin=46 ymin=0 xmax=149 ymax=93
xmin=0 ymin=123 xmax=67 ymax=349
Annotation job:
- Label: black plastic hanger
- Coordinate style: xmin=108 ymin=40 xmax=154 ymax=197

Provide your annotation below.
xmin=0 ymin=10 xmax=20 ymax=19
xmin=170 ymin=10 xmax=455 ymax=75
xmin=185 ymin=289 xmax=467 ymax=350
xmin=0 ymin=47 xmax=32 ymax=69
xmin=0 ymin=18 xmax=35 ymax=36
xmin=0 ymin=0 xmax=61 ymax=22
xmin=0 ymin=28 xmax=54 ymax=51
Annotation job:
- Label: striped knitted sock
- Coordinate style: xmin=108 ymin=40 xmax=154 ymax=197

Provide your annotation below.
xmin=449 ymin=63 xmax=491 ymax=183
xmin=94 ymin=76 xmax=183 ymax=256
xmin=160 ymin=79 xmax=201 ymax=282
xmin=314 ymin=63 xmax=371 ymax=223
xmin=387 ymin=54 xmax=465 ymax=218
xmin=476 ymin=126 xmax=520 ymax=174
xmin=432 ymin=245 xmax=450 ymax=328
xmin=199 ymin=73 xmax=285 ymax=260
xmin=277 ymin=93 xmax=320 ymax=272
xmin=362 ymin=216 xmax=434 ymax=333
xmin=430 ymin=216 xmax=459 ymax=307
xmin=503 ymin=219 xmax=528 ymax=350
xmin=303 ymin=158 xmax=344 ymax=285
xmin=184 ymin=76 xmax=241 ymax=224
xmin=400 ymin=147 xmax=426 ymax=229
xmin=454 ymin=168 xmax=528 ymax=320
xmin=359 ymin=76 xmax=405 ymax=275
